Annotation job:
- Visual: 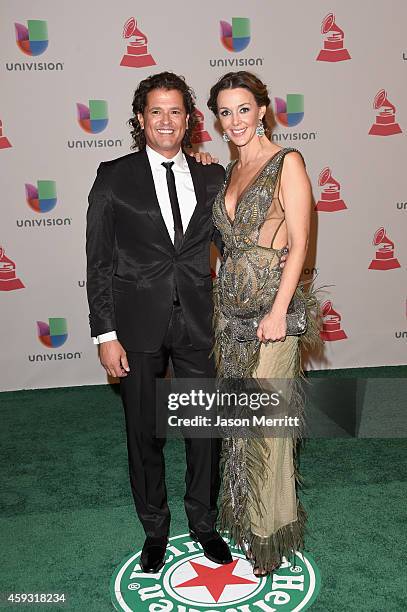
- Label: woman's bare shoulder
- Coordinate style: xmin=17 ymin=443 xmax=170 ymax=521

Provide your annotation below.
xmin=281 ymin=149 xmax=306 ymax=172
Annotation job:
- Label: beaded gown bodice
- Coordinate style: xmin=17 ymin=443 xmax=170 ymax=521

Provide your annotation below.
xmin=213 ymin=148 xmax=300 ymax=317
xmin=212 ymin=148 xmax=304 ymax=377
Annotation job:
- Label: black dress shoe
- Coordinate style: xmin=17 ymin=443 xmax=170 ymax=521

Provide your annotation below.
xmin=189 ymin=529 xmax=233 ymax=565
xmin=140 ymin=536 xmax=168 ymax=573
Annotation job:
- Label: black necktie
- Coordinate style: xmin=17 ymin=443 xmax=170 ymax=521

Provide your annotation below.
xmin=162 ymin=161 xmax=183 ymax=250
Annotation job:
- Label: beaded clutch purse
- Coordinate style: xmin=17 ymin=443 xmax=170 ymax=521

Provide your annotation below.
xmin=232 ymin=292 xmax=307 ymax=342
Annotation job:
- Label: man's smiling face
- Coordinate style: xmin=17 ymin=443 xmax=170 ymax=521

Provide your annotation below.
xmin=138 ymin=88 xmax=189 ymax=158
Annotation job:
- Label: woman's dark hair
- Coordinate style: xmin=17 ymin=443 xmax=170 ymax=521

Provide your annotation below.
xmin=128 ymin=71 xmax=198 ymax=150
xmin=207 ymin=71 xmax=272 ymax=138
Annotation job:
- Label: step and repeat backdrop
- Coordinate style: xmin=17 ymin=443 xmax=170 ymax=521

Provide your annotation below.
xmin=1 ymin=1 xmax=406 ymax=391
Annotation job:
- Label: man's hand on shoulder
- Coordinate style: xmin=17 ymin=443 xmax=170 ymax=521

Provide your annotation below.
xmin=99 ymin=340 xmax=130 ymax=378
xmin=188 ymin=150 xmax=219 ymax=165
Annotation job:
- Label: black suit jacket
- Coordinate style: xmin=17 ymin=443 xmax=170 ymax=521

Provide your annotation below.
xmin=86 ymin=148 xmax=225 ymax=352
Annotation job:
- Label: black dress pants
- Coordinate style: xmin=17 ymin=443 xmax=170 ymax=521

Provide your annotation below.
xmin=120 ymin=304 xmax=221 ymax=540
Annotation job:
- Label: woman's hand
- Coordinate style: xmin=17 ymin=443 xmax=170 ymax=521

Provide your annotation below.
xmin=188 ymin=151 xmax=219 ymax=164
xmin=257 ymin=310 xmax=287 ymax=343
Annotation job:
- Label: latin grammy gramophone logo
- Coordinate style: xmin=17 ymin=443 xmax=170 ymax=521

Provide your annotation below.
xmin=120 ymin=17 xmax=156 ymax=68
xmin=320 ymin=300 xmax=347 ymax=341
xmin=316 ymin=13 xmax=351 ymax=62
xmin=0 ymin=246 xmax=24 ymax=291
xmin=190 ymin=109 xmax=212 ymax=144
xmin=369 ymin=90 xmax=402 ymax=136
xmin=368 ymin=227 xmax=401 ymax=270
xmin=315 ymin=167 xmax=347 ymax=212
xmin=0 ymin=119 xmax=12 ymax=149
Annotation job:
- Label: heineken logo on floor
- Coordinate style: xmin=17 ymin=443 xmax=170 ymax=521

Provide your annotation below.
xmin=110 ymin=533 xmax=321 ymax=611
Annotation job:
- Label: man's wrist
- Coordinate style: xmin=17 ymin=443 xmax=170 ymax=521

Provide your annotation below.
xmin=92 ymin=331 xmax=118 ymax=344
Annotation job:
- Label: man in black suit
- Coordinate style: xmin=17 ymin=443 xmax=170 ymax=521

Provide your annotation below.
xmin=86 ymin=72 xmax=232 ymax=572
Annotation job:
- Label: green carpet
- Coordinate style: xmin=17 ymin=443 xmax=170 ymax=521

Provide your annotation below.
xmin=1 ymin=366 xmax=406 ymax=611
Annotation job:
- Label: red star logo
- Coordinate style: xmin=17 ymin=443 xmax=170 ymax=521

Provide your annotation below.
xmin=175 ymin=559 xmax=257 ymax=602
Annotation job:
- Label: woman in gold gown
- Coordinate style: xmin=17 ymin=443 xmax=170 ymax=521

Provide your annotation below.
xmin=207 ymin=72 xmax=322 ymax=576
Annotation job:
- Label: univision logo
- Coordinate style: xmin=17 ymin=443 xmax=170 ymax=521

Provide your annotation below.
xmin=272 ymin=94 xmax=317 ymax=143
xmin=221 ymin=17 xmax=250 ymax=52
xmin=38 ymin=317 xmax=67 ymax=348
xmin=275 ymin=95 xmax=304 ymax=127
xmin=77 ymin=100 xmax=108 ymax=134
xmin=210 ymin=17 xmax=263 ymax=68
xmin=28 ymin=317 xmax=82 ymax=362
xmin=26 ymin=180 xmax=57 ymax=212
xmin=16 ymin=180 xmax=71 ymax=229
xmin=15 ymin=20 xmax=48 ymax=55
xmin=5 ymin=20 xmax=64 ymax=71
xmin=67 ymin=99 xmax=123 ymax=149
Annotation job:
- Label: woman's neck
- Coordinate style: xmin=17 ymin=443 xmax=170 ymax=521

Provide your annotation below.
xmin=236 ymin=136 xmax=276 ymax=167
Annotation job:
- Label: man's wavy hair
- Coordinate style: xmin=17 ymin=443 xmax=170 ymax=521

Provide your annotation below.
xmin=128 ymin=72 xmax=198 ymax=150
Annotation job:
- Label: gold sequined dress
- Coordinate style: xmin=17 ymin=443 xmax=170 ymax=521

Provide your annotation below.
xmin=212 ymin=147 xmax=322 ymax=571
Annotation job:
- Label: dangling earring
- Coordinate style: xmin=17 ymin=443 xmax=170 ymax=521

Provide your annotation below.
xmin=222 ymin=131 xmax=230 ymax=142
xmin=256 ymin=120 xmax=265 ymax=137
